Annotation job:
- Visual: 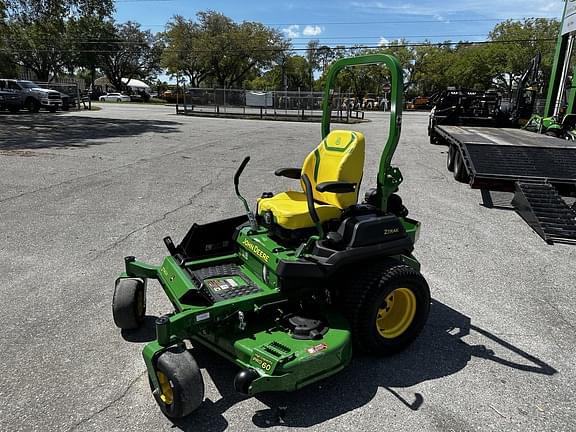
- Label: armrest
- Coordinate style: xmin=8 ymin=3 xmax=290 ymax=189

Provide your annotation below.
xmin=274 ymin=167 xmax=301 ymax=179
xmin=316 ymin=181 xmax=356 ymax=193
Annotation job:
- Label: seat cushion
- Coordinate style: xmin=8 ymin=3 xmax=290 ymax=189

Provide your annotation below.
xmin=301 ymin=130 xmax=365 ymax=209
xmin=258 ymin=191 xmax=342 ymax=230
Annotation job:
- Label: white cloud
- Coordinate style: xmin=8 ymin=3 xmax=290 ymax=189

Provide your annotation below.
xmin=282 ymin=24 xmax=300 ymax=38
xmin=378 ymin=37 xmax=390 ymax=46
xmin=303 ymin=25 xmax=323 ymax=36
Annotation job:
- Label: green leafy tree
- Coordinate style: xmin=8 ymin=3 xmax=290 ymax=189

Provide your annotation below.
xmin=246 ymin=54 xmax=311 ymax=91
xmin=194 ymin=11 xmax=288 ymax=88
xmin=4 ymin=0 xmax=114 ymax=80
xmin=161 ymin=15 xmax=209 ymax=87
xmin=100 ymin=21 xmax=162 ymax=91
xmin=67 ymin=15 xmax=115 ymax=88
xmin=411 ymin=43 xmax=454 ymax=95
xmin=446 ymin=44 xmax=494 ymax=90
xmin=486 ymin=18 xmax=560 ymax=94
xmin=0 ymin=0 xmax=17 ymax=76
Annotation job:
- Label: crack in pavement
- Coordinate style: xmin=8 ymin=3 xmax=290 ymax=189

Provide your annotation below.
xmin=92 ymin=171 xmax=222 ymax=257
xmin=67 ymin=371 xmax=146 ymax=432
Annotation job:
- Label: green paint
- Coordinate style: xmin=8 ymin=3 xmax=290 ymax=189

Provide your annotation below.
xmin=321 ymin=54 xmax=404 ymax=211
xmin=313 ymin=148 xmax=321 ymax=182
xmin=322 ymin=132 xmax=357 ymax=152
xmin=544 ymin=2 xmax=571 ymax=117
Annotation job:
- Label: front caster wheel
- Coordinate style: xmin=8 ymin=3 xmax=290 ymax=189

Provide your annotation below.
xmin=112 ymin=278 xmax=146 ymax=329
xmin=150 ymin=347 xmax=205 ymax=418
xmin=340 ymin=260 xmax=431 ymax=355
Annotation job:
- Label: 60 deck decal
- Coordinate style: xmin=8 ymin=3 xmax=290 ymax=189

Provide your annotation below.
xmin=251 ymin=353 xmax=274 ymax=372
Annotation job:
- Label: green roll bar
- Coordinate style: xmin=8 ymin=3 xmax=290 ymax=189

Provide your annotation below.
xmin=321 ymin=54 xmax=404 ymax=211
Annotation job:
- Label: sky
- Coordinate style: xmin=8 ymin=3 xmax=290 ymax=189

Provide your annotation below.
xmin=115 ymin=0 xmax=566 ymax=49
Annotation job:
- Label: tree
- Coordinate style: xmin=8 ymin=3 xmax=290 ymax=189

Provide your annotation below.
xmin=486 ymin=18 xmax=560 ymax=94
xmin=4 ymin=0 xmax=114 ymax=80
xmin=0 ymin=0 xmax=17 ymax=76
xmin=316 ymin=45 xmax=334 ymax=74
xmin=100 ymin=21 xmax=162 ymax=91
xmin=161 ymin=15 xmax=209 ymax=87
xmin=306 ymin=39 xmax=320 ymax=90
xmin=245 ymin=54 xmax=311 ymax=91
xmin=412 ymin=43 xmax=456 ymax=95
xmin=194 ymin=11 xmax=288 ymax=88
xmin=67 ymin=15 xmax=116 ymax=88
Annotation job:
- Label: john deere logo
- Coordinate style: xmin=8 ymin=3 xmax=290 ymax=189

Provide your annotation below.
xmin=242 ymin=238 xmax=270 ymax=263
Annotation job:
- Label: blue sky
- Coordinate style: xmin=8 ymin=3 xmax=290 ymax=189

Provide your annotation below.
xmin=116 ymin=0 xmax=565 ymax=48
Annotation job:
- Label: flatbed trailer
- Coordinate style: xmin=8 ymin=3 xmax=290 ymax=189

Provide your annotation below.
xmin=435 ymin=125 xmax=576 ymax=244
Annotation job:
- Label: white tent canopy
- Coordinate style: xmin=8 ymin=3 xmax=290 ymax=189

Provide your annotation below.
xmin=94 ymin=77 xmax=151 ymax=92
xmin=121 ymin=78 xmax=150 ymax=90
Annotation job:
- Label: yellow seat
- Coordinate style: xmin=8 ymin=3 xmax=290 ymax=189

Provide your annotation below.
xmin=258 ymin=130 xmax=365 ymax=230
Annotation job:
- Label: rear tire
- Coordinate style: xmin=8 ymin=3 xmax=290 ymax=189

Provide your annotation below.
xmin=112 ymin=278 xmax=146 ymax=329
xmin=25 ymin=98 xmax=40 ymax=113
xmin=8 ymin=106 xmax=19 ymax=113
xmin=338 ymin=260 xmax=431 ymax=355
xmin=447 ymin=144 xmax=456 ymax=172
xmin=150 ymin=347 xmax=205 ymax=418
xmin=454 ymin=151 xmax=470 ymax=184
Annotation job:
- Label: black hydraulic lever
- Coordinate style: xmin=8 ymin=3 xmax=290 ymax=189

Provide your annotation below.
xmin=234 ymin=156 xmax=258 ymax=231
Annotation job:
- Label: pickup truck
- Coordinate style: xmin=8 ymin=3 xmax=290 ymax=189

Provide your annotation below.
xmin=0 ymin=79 xmax=62 ymax=112
xmin=0 ymin=90 xmax=22 ymax=113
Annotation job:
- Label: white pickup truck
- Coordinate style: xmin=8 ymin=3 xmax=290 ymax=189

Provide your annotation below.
xmin=0 ymin=79 xmax=62 ymax=112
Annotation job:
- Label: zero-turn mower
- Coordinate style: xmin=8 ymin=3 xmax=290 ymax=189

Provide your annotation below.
xmin=112 ymin=54 xmax=431 ymax=418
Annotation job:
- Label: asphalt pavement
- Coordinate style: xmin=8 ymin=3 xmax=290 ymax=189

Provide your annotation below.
xmin=0 ymin=104 xmax=575 ymax=431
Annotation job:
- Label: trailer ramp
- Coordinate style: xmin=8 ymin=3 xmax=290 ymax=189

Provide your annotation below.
xmin=512 ymin=182 xmax=576 ymax=245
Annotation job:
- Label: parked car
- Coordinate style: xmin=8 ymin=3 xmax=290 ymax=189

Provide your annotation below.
xmin=0 ymin=79 xmax=62 ymax=112
xmin=99 ymin=93 xmax=131 ymax=102
xmin=0 ymin=90 xmax=22 ymax=113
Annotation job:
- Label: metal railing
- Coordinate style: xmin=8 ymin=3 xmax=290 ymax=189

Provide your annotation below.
xmin=175 ymin=87 xmax=388 ymax=121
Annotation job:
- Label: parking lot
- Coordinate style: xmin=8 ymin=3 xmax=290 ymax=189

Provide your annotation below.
xmin=1 ymin=105 xmax=575 ymax=431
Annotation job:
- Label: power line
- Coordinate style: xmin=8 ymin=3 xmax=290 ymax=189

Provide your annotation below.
xmin=136 ymin=16 xmax=555 ymax=27
xmin=3 ymin=34 xmax=492 ymax=45
xmin=0 ymin=37 xmax=557 ymax=54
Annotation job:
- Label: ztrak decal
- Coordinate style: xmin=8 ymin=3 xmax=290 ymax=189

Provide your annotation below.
xmin=242 ymin=239 xmax=270 ymax=263
xmin=383 ymin=228 xmax=400 ymax=235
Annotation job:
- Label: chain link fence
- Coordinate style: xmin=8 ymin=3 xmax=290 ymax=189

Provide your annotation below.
xmin=176 ymin=87 xmax=390 ymax=122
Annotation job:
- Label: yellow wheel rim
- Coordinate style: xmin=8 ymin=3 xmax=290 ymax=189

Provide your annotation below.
xmin=156 ymin=371 xmax=174 ymax=405
xmin=376 ymin=288 xmax=417 ymax=339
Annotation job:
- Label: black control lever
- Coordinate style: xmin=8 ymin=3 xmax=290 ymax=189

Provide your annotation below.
xmin=234 ymin=156 xmax=258 ymax=231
